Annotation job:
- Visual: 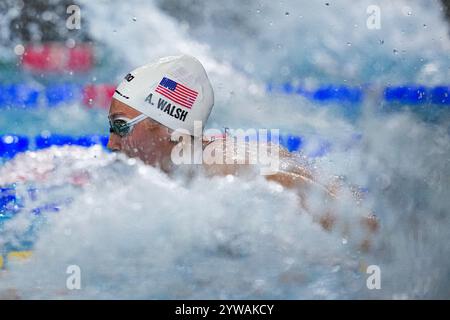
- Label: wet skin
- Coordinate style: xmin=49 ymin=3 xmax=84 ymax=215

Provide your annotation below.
xmin=108 ymin=98 xmax=176 ymax=173
xmin=107 ymin=98 xmax=378 ymax=249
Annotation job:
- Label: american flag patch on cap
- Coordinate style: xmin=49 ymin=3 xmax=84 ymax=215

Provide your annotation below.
xmin=155 ymin=77 xmax=198 ymax=109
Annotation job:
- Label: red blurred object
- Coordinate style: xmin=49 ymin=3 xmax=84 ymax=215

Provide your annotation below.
xmin=82 ymin=84 xmax=116 ymax=109
xmin=21 ymin=43 xmax=94 ymax=72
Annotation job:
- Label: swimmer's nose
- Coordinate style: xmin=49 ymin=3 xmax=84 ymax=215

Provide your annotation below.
xmin=107 ymin=133 xmax=122 ymax=152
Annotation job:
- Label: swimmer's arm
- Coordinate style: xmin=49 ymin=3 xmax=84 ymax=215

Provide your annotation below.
xmin=265 ymin=170 xmax=378 ymax=249
xmin=265 ymin=170 xmax=336 ymax=198
xmin=265 ymin=170 xmax=338 ymax=226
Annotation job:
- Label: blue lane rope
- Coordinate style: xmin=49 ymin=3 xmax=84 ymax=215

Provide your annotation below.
xmin=267 ymin=83 xmax=450 ymax=105
xmin=0 ymin=83 xmax=82 ymax=108
xmin=384 ymin=85 xmax=450 ymax=105
xmin=1 ymin=83 xmax=450 ymax=108
xmin=0 ymin=133 xmax=322 ymax=158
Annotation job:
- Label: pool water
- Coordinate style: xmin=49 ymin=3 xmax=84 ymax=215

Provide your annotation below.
xmin=0 ymin=0 xmax=449 ymax=299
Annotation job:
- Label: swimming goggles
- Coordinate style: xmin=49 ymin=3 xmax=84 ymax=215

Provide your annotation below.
xmin=108 ymin=114 xmax=148 ymax=137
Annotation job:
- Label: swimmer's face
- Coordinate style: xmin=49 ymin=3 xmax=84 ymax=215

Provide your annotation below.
xmin=107 ymin=98 xmax=174 ymax=170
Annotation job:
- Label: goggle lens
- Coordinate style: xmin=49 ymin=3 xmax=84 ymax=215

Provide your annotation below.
xmin=109 ymin=119 xmax=132 ymax=137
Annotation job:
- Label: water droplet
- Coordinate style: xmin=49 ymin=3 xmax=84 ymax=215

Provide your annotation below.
xmin=256 ymin=9 xmax=261 ymax=14
xmin=346 ymin=42 xmax=352 ymax=47
xmin=402 ymin=6 xmax=413 ymax=16
xmin=127 ymin=158 xmax=137 ymax=166
xmin=325 ymin=2 xmax=330 ymax=6
xmin=3 ymin=135 xmax=14 ymax=144
xmin=132 ymin=17 xmax=137 ymax=22
xmin=379 ymin=39 xmax=384 ymax=45
xmin=285 ymin=11 xmax=289 ymax=16
xmin=42 ymin=11 xmax=52 ymax=22
xmin=65 ymin=38 xmax=76 ymax=48
xmin=393 ymin=49 xmax=399 ymax=55
xmin=13 ymin=44 xmax=25 ymax=55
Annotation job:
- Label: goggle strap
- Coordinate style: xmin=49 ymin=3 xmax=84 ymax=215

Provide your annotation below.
xmin=126 ymin=114 xmax=148 ymax=127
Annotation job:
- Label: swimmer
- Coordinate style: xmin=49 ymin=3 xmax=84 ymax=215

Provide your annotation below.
xmin=107 ymin=55 xmax=378 ymax=250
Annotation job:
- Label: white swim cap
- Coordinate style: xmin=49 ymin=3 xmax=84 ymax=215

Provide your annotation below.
xmin=112 ymin=55 xmax=214 ymax=136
